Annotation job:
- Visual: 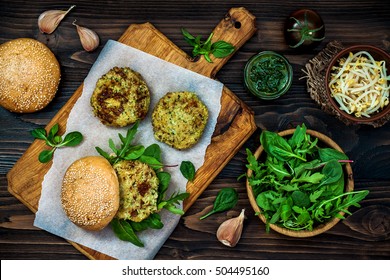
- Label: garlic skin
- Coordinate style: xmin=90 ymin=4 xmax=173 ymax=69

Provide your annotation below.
xmin=73 ymin=20 xmax=100 ymax=52
xmin=38 ymin=5 xmax=76 ymax=34
xmin=216 ymin=209 xmax=245 ymax=247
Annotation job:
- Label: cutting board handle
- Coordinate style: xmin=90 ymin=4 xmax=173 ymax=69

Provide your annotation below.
xmin=120 ymin=7 xmax=256 ymax=79
xmin=195 ymin=7 xmax=256 ymax=78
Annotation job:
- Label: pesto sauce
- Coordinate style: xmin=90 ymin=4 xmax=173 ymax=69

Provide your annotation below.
xmin=249 ymin=55 xmax=289 ymax=96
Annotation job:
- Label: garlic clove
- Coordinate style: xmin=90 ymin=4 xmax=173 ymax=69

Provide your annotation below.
xmin=73 ymin=20 xmax=100 ymax=52
xmin=38 ymin=5 xmax=76 ymax=34
xmin=216 ymin=209 xmax=245 ymax=247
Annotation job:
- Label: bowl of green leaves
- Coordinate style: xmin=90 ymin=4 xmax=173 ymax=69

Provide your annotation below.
xmin=243 ymin=124 xmax=369 ymax=237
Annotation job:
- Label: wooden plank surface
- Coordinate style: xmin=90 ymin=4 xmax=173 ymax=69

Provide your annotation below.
xmin=6 ymin=7 xmax=257 ymax=260
xmin=1 ymin=0 xmax=389 ymax=261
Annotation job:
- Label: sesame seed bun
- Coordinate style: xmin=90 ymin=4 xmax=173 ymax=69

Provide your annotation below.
xmin=0 ymin=38 xmax=61 ymax=113
xmin=61 ymin=156 xmax=120 ymax=231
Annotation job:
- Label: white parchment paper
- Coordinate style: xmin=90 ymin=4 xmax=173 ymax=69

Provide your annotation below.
xmin=34 ymin=40 xmax=223 ymax=260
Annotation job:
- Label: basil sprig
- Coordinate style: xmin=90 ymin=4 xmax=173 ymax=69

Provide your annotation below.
xmin=96 ymin=122 xmax=190 ymax=247
xmin=31 ymin=123 xmax=83 ymax=163
xmin=181 ymin=28 xmax=235 ymax=63
xmin=241 ymin=123 xmax=369 ymax=232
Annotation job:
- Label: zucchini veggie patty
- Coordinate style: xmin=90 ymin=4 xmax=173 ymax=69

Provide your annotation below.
xmin=91 ymin=67 xmax=150 ymax=127
xmin=152 ymin=91 xmax=209 ymax=150
xmin=113 ymin=160 xmax=159 ymax=222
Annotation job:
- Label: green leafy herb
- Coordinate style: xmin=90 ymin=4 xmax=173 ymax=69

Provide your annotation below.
xmin=96 ymin=122 xmax=189 ymax=247
xmin=180 ymin=161 xmax=196 ymax=181
xmin=200 ymin=188 xmax=238 ymax=220
xmin=111 ymin=218 xmax=144 ymax=247
xmin=31 ymin=123 xmax=83 ymax=163
xmin=260 ymin=130 xmax=307 ymax=162
xmin=181 ymin=28 xmax=235 ymax=63
xmin=242 ymin=123 xmax=369 ymax=232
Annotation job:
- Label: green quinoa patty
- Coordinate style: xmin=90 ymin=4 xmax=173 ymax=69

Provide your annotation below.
xmin=113 ymin=160 xmax=159 ymax=222
xmin=91 ymin=67 xmax=150 ymax=127
xmin=152 ymin=91 xmax=209 ymax=150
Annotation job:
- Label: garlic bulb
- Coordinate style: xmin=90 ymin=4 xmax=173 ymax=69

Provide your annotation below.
xmin=216 ymin=209 xmax=245 ymax=247
xmin=38 ymin=5 xmax=75 ymax=34
xmin=72 ymin=20 xmax=100 ymax=52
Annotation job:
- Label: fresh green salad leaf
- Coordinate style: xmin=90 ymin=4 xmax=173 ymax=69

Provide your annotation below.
xmin=96 ymin=122 xmax=190 ymax=247
xmin=111 ymin=218 xmax=144 ymax=247
xmin=31 ymin=123 xmax=83 ymax=163
xmin=181 ymin=28 xmax=234 ymax=63
xmin=180 ymin=161 xmax=196 ymax=181
xmin=242 ymin=123 xmax=369 ymax=232
xmin=200 ymin=187 xmax=238 ymax=220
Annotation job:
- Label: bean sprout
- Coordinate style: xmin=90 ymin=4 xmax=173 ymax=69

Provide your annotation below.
xmin=328 ymin=51 xmax=390 ymax=118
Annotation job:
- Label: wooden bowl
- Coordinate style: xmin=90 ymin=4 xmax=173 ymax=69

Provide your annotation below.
xmin=325 ymin=45 xmax=390 ymax=124
xmin=246 ymin=128 xmax=354 ymax=237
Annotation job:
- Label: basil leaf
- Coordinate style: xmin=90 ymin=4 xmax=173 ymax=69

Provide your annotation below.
xmin=318 ymin=148 xmax=349 ymax=162
xmin=291 ymin=190 xmax=310 ymax=208
xmin=129 ymin=220 xmax=149 ymax=232
xmin=182 ymin=28 xmax=235 ymax=63
xmin=48 ymin=123 xmax=59 ymax=142
xmin=139 ymin=155 xmax=163 ymax=170
xmin=200 ymin=188 xmax=238 ymax=220
xmin=53 ymin=135 xmax=62 ymax=145
xmin=203 ymin=32 xmax=213 ymax=52
xmin=143 ymin=143 xmax=161 ymax=162
xmin=163 ymin=204 xmax=185 ymax=215
xmin=124 ymin=145 xmax=145 ymax=160
xmin=158 ymin=192 xmax=189 ymax=215
xmin=211 ymin=40 xmax=235 ymax=58
xmin=32 ymin=123 xmax=83 ymax=163
xmin=111 ymin=218 xmax=144 ymax=247
xmin=256 ymin=191 xmax=277 ymax=212
xmin=31 ymin=127 xmax=47 ymax=140
xmin=293 ymin=159 xmax=322 ymax=177
xmin=213 ymin=188 xmax=238 ymax=212
xmin=291 ymin=171 xmax=324 ymax=184
xmin=61 ymin=131 xmax=83 ymax=147
xmin=325 ymin=172 xmax=344 ymax=196
xmin=180 ymin=161 xmax=195 ymax=181
xmin=116 ymin=121 xmax=139 ymax=160
xmin=288 ymin=123 xmax=306 ymax=149
xmin=260 ymin=130 xmax=306 ymax=162
xmin=95 ymin=146 xmax=112 ymax=162
xmin=204 ymin=53 xmax=212 ymax=63
xmin=280 ymin=203 xmax=292 ymax=221
xmin=266 ymin=157 xmax=290 ymax=180
xmin=131 ymin=213 xmax=164 ymax=231
xmin=319 ymin=159 xmax=343 ymax=187
xmin=38 ymin=149 xmax=54 ymax=163
xmin=146 ymin=213 xmax=164 ymax=229
xmin=181 ymin=28 xmax=196 ymax=46
xmin=157 ymin=171 xmax=171 ymax=202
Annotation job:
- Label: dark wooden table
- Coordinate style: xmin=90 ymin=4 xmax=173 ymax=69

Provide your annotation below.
xmin=1 ymin=0 xmax=389 ymax=260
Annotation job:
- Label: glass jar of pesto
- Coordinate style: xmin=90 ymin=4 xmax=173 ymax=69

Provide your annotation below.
xmin=244 ymin=51 xmax=293 ymax=100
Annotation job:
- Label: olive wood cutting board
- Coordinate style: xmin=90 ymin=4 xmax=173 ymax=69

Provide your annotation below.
xmin=7 ymin=7 xmax=257 ymax=260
